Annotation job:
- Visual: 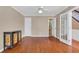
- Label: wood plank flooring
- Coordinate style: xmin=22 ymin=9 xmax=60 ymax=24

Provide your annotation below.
xmin=3 ymin=37 xmax=79 ymax=53
xmin=72 ymin=39 xmax=79 ymax=50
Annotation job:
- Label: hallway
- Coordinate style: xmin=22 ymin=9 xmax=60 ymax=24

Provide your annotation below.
xmin=3 ymin=37 xmax=79 ymax=53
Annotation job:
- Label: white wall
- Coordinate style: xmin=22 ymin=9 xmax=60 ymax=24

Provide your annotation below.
xmin=0 ymin=7 xmax=24 ymax=52
xmin=32 ymin=16 xmax=50 ymax=37
xmin=24 ymin=17 xmax=32 ymax=36
xmin=24 ymin=16 xmax=52 ymax=37
xmin=72 ymin=29 xmax=79 ymax=41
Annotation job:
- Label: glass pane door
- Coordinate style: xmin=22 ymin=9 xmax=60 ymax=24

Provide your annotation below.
xmin=61 ymin=14 xmax=68 ymax=40
xmin=60 ymin=12 xmax=72 ymax=45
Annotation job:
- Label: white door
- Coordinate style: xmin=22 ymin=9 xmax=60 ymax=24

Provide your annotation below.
xmin=24 ymin=17 xmax=32 ymax=36
xmin=60 ymin=11 xmax=72 ymax=45
xmin=51 ymin=18 xmax=56 ymax=37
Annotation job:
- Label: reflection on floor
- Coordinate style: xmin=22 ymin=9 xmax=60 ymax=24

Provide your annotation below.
xmin=3 ymin=37 xmax=79 ymax=53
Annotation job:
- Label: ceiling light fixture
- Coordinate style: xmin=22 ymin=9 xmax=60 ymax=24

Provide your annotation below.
xmin=38 ymin=9 xmax=43 ymax=14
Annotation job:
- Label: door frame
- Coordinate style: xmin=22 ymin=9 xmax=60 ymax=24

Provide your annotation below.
xmin=49 ymin=18 xmax=56 ymax=37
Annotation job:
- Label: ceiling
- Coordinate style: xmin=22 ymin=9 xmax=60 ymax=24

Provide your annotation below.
xmin=12 ymin=6 xmax=68 ymax=16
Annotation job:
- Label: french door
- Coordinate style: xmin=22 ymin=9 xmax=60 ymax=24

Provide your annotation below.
xmin=60 ymin=11 xmax=72 ymax=45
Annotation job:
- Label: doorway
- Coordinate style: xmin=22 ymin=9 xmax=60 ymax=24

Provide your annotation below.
xmin=49 ymin=18 xmax=56 ymax=37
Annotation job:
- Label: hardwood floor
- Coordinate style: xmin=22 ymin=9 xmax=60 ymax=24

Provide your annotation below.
xmin=72 ymin=39 xmax=79 ymax=50
xmin=3 ymin=37 xmax=79 ymax=53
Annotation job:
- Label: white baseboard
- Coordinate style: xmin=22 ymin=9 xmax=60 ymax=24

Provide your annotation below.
xmin=55 ymin=36 xmax=72 ymax=46
xmin=0 ymin=48 xmax=4 ymax=52
xmin=22 ymin=35 xmax=32 ymax=38
xmin=60 ymin=38 xmax=72 ymax=46
xmin=55 ymin=36 xmax=60 ymax=40
xmin=22 ymin=35 xmax=49 ymax=38
xmin=31 ymin=35 xmax=49 ymax=37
